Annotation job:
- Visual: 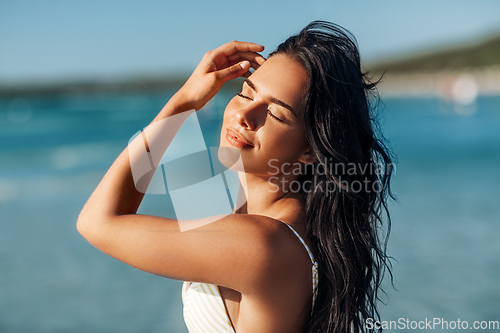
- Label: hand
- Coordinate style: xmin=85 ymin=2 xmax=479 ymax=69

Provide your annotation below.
xmin=173 ymin=41 xmax=266 ymax=111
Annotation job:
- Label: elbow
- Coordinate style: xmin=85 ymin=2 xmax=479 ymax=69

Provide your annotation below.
xmin=76 ymin=209 xmax=92 ymax=240
xmin=77 ymin=211 xmax=109 ymax=255
xmin=76 ymin=205 xmax=106 ymax=241
xmin=77 ymin=195 xmax=99 ymax=240
xmin=77 ymin=205 xmax=117 ymax=247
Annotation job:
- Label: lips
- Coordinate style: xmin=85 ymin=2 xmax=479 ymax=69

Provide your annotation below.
xmin=225 ymin=128 xmax=254 ymax=148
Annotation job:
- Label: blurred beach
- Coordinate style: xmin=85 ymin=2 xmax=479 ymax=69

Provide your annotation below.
xmin=1 ymin=87 xmax=499 ymax=332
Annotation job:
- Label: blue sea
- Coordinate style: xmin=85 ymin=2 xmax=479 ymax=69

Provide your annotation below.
xmin=1 ymin=90 xmax=499 ymax=332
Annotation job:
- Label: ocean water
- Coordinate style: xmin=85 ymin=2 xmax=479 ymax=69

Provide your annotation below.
xmin=0 ymin=90 xmax=499 ymax=332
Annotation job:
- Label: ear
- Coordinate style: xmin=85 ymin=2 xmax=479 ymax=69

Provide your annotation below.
xmin=298 ymin=147 xmax=317 ymax=164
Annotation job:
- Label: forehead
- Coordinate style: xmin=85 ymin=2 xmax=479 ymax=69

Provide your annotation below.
xmin=247 ymin=55 xmax=309 ymax=113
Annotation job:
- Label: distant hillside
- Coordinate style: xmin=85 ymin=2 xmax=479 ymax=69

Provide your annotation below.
xmin=0 ymin=76 xmax=189 ymax=98
xmin=368 ymin=33 xmax=500 ymax=73
xmin=0 ymin=74 xmax=246 ymax=98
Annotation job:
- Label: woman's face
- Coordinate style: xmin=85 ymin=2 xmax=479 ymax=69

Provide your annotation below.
xmin=220 ymin=55 xmax=311 ymax=177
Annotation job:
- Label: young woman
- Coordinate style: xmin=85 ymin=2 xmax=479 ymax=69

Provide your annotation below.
xmin=78 ymin=21 xmax=394 ymax=333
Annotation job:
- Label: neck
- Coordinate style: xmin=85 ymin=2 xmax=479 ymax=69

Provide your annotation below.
xmin=235 ymin=171 xmax=306 ymax=229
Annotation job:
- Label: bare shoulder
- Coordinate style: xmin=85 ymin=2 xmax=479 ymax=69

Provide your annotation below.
xmin=227 ymin=215 xmax=314 ymax=289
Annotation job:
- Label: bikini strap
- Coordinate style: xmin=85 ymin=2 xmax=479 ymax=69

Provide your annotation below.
xmin=284 ymin=224 xmax=315 ymax=264
xmin=284 ymin=223 xmax=319 ymax=309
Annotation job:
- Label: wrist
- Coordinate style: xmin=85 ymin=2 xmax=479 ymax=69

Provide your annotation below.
xmin=155 ymin=91 xmax=196 ymax=122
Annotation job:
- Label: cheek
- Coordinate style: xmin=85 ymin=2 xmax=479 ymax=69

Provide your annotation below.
xmin=271 ymin=125 xmax=306 ymax=144
xmin=260 ymin=127 xmax=307 ymax=156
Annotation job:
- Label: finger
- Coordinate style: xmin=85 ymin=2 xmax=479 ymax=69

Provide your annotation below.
xmin=255 ymin=56 xmax=266 ymax=65
xmin=226 ymin=58 xmax=263 ymax=72
xmin=208 ymin=42 xmax=265 ymax=72
xmin=228 ymin=51 xmax=266 ymax=64
xmin=218 ymin=41 xmax=265 ymax=56
xmin=215 ymin=60 xmax=250 ymax=82
xmin=249 ymin=60 xmax=263 ymax=71
xmin=241 ymin=71 xmax=252 ymax=78
xmin=228 ymin=52 xmax=266 ymax=71
xmin=228 ymin=55 xmax=265 ymax=71
xmin=253 ymin=54 xmax=267 ymax=65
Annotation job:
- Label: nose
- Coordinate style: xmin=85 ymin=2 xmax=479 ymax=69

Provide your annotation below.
xmin=236 ymin=102 xmax=266 ymax=131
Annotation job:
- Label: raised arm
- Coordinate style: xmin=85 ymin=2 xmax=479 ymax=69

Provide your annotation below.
xmin=76 ymin=42 xmax=273 ymax=290
xmin=78 ymin=41 xmax=265 ymax=220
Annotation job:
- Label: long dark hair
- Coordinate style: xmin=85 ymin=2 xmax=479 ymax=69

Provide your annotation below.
xmin=271 ymin=21 xmax=394 ymax=332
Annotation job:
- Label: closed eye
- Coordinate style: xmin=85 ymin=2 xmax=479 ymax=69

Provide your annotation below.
xmin=237 ymin=93 xmax=251 ymax=100
xmin=267 ymin=110 xmax=285 ymax=123
xmin=237 ymin=93 xmax=286 ymax=123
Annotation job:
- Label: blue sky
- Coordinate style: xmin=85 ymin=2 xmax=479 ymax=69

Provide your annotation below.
xmin=1 ymin=0 xmax=500 ymax=85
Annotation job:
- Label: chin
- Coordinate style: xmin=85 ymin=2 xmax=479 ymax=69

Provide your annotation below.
xmin=216 ymin=146 xmax=244 ymax=172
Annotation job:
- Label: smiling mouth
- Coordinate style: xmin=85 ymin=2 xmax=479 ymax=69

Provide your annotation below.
xmin=225 ymin=128 xmax=254 ymax=148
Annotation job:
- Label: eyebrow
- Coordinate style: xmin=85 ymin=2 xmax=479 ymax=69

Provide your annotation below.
xmin=244 ymin=79 xmax=297 ymax=117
